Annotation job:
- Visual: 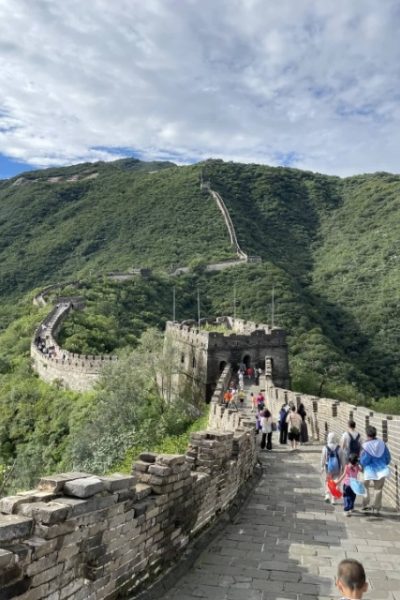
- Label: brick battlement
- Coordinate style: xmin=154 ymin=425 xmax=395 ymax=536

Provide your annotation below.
xmin=0 ymin=367 xmax=257 ymax=599
xmin=266 ymin=379 xmax=400 ymax=510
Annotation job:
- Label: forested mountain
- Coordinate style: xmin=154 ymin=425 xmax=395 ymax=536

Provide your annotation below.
xmin=0 ymin=157 xmax=400 ymax=492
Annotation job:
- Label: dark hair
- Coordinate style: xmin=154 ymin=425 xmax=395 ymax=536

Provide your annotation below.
xmin=348 ymin=453 xmax=359 ymax=466
xmin=366 ymin=425 xmax=377 ymax=439
xmin=337 ymin=559 xmax=366 ymax=591
xmin=348 ymin=420 xmax=356 ymax=429
xmin=263 ymin=409 xmax=271 ymax=418
xmin=291 ymin=405 xmax=296 ymax=412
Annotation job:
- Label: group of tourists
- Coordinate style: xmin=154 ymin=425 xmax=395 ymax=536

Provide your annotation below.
xmin=321 ymin=420 xmax=391 ymax=516
xmin=254 ymin=397 xmax=309 ymax=452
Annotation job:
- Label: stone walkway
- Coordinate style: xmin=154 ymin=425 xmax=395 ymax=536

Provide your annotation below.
xmin=165 ymin=443 xmax=400 ymax=600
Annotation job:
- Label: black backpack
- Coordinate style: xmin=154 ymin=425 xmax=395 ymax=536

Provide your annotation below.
xmin=348 ymin=433 xmax=361 ymax=456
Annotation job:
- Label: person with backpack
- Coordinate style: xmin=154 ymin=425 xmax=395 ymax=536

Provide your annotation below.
xmin=321 ymin=432 xmax=345 ymax=504
xmin=360 ymin=425 xmax=391 ymax=515
xmin=341 ymin=420 xmax=362 ymax=461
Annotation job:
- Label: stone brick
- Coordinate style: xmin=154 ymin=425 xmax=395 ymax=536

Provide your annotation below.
xmin=37 ymin=472 xmax=92 ymax=493
xmin=0 ymin=515 xmax=33 ymax=543
xmin=63 ymin=476 xmax=105 ymax=498
xmin=0 ymin=548 xmax=14 ymax=569
xmin=100 ymin=474 xmax=136 ymax=492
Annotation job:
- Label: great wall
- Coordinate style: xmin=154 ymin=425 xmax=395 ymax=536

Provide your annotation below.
xmin=0 ymin=354 xmax=399 ymax=599
xmin=30 ymin=181 xmax=261 ymax=392
xmin=0 ymin=178 xmax=396 ymax=598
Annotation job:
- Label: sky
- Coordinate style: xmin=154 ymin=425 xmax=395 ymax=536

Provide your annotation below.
xmin=0 ymin=0 xmax=399 ymax=178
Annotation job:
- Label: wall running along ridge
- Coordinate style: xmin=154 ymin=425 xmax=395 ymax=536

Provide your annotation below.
xmin=266 ymin=379 xmax=400 ymax=510
xmin=31 ymin=301 xmax=117 ymax=392
xmin=0 ymin=366 xmax=257 ymax=599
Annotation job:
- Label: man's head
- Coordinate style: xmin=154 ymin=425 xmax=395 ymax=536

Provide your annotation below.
xmin=336 ymin=559 xmax=367 ymax=598
xmin=366 ymin=425 xmax=377 ymax=439
xmin=348 ymin=420 xmax=356 ymax=430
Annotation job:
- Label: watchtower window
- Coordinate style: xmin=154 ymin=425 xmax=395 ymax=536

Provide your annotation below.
xmin=181 ymin=353 xmax=185 ymax=364
xmin=192 ymin=356 xmax=196 ymax=368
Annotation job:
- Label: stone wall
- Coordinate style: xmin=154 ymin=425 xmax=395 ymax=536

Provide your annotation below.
xmin=165 ymin=319 xmax=290 ymax=402
xmin=31 ymin=302 xmax=117 ymax=392
xmin=265 ymin=379 xmax=400 ymax=510
xmin=0 ymin=367 xmax=257 ymax=599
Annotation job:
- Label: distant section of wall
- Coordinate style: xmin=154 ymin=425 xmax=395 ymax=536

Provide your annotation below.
xmin=31 ymin=300 xmax=117 ymax=392
xmin=266 ymin=379 xmax=400 ymax=510
xmin=0 ymin=367 xmax=257 ymax=600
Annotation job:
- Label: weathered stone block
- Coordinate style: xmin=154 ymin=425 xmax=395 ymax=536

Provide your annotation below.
xmin=34 ymin=520 xmax=76 ymax=540
xmin=100 ymin=474 xmax=136 ymax=492
xmin=0 ymin=548 xmax=14 ymax=569
xmin=25 ymin=536 xmax=59 ymax=559
xmin=0 ymin=495 xmax=37 ymax=515
xmin=63 ymin=476 xmax=105 ymax=498
xmin=132 ymin=461 xmax=151 ymax=473
xmin=148 ymin=464 xmax=172 ymax=477
xmin=156 ymin=454 xmax=185 ymax=466
xmin=37 ymin=472 xmax=92 ymax=493
xmin=0 ymin=515 xmax=33 ymax=543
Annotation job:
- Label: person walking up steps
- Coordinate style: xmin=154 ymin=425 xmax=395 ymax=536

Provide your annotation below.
xmin=321 ymin=432 xmax=344 ymax=504
xmin=279 ymin=402 xmax=289 ymax=444
xmin=360 ymin=425 xmax=391 ymax=516
xmin=335 ymin=453 xmax=362 ymax=516
xmin=286 ymin=405 xmax=302 ymax=451
xmin=260 ymin=409 xmax=273 ymax=451
xmin=341 ymin=420 xmax=362 ymax=461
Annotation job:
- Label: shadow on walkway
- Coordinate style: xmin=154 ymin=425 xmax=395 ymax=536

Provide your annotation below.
xmin=164 ymin=445 xmax=346 ymax=600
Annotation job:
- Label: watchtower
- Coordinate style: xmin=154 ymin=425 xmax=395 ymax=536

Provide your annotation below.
xmin=164 ymin=316 xmax=290 ymax=402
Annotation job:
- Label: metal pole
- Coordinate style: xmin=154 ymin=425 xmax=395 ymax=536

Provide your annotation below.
xmin=271 ymin=286 xmax=275 ymax=328
xmin=172 ymin=286 xmax=176 ymax=322
xmin=197 ymin=288 xmax=201 ymax=327
xmin=233 ymin=283 xmax=237 ymax=319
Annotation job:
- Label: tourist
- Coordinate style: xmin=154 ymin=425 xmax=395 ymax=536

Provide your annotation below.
xmin=256 ymin=391 xmax=265 ymax=411
xmin=255 ymin=366 xmax=262 ymax=385
xmin=238 ymin=389 xmax=245 ymax=407
xmin=360 ymin=425 xmax=391 ymax=515
xmin=321 ymin=432 xmax=344 ymax=504
xmin=335 ymin=453 xmax=362 ymax=517
xmin=278 ymin=404 xmax=289 ymax=444
xmin=335 ymin=559 xmax=368 ymax=600
xmin=286 ymin=405 xmax=302 ymax=451
xmin=297 ymin=402 xmax=308 ymax=444
xmin=260 ymin=408 xmax=273 ymax=451
xmin=341 ymin=420 xmax=362 ymax=461
xmin=250 ymin=392 xmax=257 ymax=412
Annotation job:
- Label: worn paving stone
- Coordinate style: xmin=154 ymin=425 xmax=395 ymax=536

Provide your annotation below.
xmin=164 ymin=431 xmax=399 ymax=600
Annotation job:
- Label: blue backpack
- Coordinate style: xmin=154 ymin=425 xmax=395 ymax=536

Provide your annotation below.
xmin=326 ymin=446 xmax=340 ymax=475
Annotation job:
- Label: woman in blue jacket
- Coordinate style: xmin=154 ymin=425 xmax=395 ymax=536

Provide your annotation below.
xmin=360 ymin=425 xmax=391 ymax=515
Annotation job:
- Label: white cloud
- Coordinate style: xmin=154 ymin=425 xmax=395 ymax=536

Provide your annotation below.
xmin=0 ymin=0 xmax=399 ymax=175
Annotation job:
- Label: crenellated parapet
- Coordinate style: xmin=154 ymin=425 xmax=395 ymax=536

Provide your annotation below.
xmin=165 ymin=317 xmax=290 ymax=402
xmin=0 ymin=367 xmax=257 ymax=599
xmin=265 ymin=378 xmax=400 ymax=510
xmin=31 ymin=297 xmax=117 ymax=392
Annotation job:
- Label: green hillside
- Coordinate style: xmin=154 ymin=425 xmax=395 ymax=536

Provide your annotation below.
xmin=0 ymin=158 xmax=233 ymax=306
xmin=1 ymin=157 xmax=400 ymax=492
